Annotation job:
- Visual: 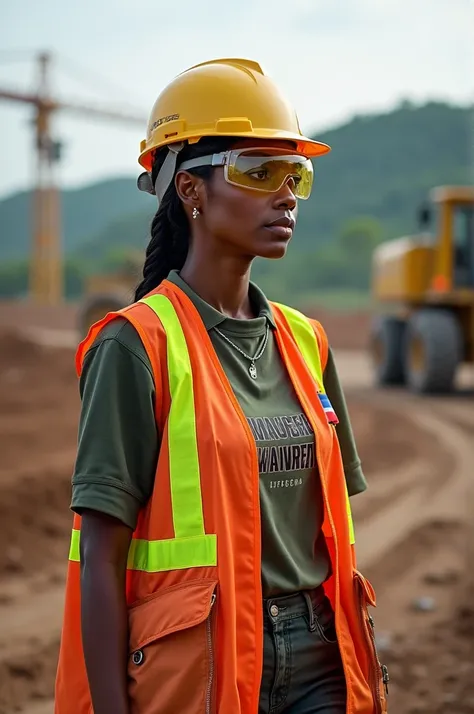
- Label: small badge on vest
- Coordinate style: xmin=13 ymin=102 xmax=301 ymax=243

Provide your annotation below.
xmin=318 ymin=392 xmax=339 ymax=425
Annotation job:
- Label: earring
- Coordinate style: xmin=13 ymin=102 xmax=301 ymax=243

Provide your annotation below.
xmin=192 ymin=207 xmax=200 ymax=220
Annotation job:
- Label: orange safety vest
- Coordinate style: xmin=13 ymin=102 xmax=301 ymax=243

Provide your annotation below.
xmin=55 ymin=279 xmax=388 ymax=714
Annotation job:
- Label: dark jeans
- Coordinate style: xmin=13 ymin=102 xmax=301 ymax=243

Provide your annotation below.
xmin=259 ymin=588 xmax=347 ymax=714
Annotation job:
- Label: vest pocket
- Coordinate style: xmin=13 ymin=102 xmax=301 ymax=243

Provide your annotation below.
xmin=128 ymin=579 xmax=218 ymax=714
xmin=353 ymin=571 xmax=389 ymax=714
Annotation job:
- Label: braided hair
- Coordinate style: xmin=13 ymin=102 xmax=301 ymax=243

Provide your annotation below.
xmin=134 ymin=137 xmax=234 ymax=301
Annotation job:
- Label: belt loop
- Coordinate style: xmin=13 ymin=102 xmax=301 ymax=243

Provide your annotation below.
xmin=303 ymin=591 xmax=316 ymax=632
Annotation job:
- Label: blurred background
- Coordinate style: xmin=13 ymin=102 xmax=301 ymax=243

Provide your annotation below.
xmin=0 ymin=1 xmax=473 ymax=712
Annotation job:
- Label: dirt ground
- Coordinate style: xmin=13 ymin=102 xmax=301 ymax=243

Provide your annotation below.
xmin=0 ymin=301 xmax=472 ymax=714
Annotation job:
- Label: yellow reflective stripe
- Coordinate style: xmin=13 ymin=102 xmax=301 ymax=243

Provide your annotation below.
xmin=272 ymin=302 xmax=324 ymax=390
xmin=345 ymin=486 xmax=356 ymax=545
xmin=127 ymin=534 xmax=216 ymax=571
xmin=69 ymin=528 xmax=80 ymax=561
xmin=69 ymin=529 xmax=217 ymax=571
xmin=274 ymin=302 xmax=356 ymax=545
xmin=141 ymin=294 xmax=205 ymax=539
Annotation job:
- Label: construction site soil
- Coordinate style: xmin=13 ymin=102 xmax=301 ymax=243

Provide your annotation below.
xmin=0 ymin=302 xmax=472 ymax=714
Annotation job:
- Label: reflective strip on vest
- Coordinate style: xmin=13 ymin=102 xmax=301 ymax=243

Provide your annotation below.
xmin=69 ymin=294 xmax=217 ymax=572
xmin=274 ymin=302 xmax=356 ymax=546
xmin=142 ymin=294 xmax=206 ymax=539
xmin=69 ymin=529 xmax=216 ymax=572
xmin=272 ymin=302 xmax=324 ymax=391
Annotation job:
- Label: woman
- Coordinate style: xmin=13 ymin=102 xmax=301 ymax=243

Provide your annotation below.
xmin=55 ymin=58 xmax=388 ymax=714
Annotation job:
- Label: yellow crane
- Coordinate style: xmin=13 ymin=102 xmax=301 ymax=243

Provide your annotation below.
xmin=0 ymin=51 xmax=146 ymax=304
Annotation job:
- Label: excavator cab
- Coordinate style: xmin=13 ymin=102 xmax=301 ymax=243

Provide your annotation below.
xmin=370 ymin=186 xmax=474 ymax=393
xmin=452 ymin=202 xmax=474 ymax=289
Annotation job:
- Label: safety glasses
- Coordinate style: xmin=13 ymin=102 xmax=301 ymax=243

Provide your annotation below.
xmin=179 ymin=148 xmax=314 ymax=200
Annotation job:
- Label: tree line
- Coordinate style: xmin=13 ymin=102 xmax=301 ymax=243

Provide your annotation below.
xmin=0 ymin=215 xmax=383 ymax=305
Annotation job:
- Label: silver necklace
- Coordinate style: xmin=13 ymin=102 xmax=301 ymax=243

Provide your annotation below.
xmin=214 ymin=322 xmax=270 ymax=379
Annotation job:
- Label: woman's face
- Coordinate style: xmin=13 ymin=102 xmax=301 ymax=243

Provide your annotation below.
xmin=180 ymin=139 xmax=304 ymax=261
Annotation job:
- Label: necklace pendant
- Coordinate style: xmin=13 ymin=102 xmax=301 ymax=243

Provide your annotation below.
xmin=249 ymin=362 xmax=257 ymax=380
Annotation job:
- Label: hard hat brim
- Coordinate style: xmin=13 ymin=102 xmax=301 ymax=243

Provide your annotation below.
xmin=138 ymin=130 xmax=330 ymax=171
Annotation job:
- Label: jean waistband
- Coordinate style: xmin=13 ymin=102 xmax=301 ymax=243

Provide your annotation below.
xmin=263 ymin=586 xmax=326 ymax=624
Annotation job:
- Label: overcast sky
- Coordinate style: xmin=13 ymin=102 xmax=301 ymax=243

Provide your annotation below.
xmin=0 ymin=0 xmax=473 ymax=199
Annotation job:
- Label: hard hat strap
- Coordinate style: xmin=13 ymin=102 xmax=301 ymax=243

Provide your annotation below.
xmin=136 ymin=142 xmax=185 ymax=201
xmin=154 ymin=142 xmax=185 ymax=201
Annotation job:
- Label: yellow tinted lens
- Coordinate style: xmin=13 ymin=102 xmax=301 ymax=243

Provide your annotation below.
xmin=227 ymin=153 xmax=313 ymax=199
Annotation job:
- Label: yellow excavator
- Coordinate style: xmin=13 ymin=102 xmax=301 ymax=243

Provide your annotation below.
xmin=371 ymin=186 xmax=474 ymax=393
xmin=77 ymin=251 xmax=143 ymax=336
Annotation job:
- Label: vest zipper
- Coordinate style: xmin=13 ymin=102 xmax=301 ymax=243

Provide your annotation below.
xmin=369 ymin=615 xmax=390 ymax=698
xmin=205 ymin=592 xmax=217 ymax=714
xmin=356 ymin=580 xmax=388 ymax=713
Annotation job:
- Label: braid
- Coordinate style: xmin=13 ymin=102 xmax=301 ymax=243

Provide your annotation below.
xmin=134 ymin=183 xmax=188 ymax=301
xmin=134 ymin=136 xmax=234 ymax=301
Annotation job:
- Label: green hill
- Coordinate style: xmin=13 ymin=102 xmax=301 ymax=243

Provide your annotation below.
xmin=0 ymin=177 xmax=152 ymax=262
xmin=295 ymin=99 xmax=472 ymax=244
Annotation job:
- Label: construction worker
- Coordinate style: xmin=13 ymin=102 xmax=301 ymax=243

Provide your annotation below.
xmin=55 ymin=59 xmax=388 ymax=714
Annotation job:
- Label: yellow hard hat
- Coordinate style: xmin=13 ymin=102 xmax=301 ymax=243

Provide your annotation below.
xmin=138 ymin=58 xmax=331 ymax=171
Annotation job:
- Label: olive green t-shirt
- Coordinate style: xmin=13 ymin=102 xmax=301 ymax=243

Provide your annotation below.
xmin=71 ymin=270 xmax=366 ymax=597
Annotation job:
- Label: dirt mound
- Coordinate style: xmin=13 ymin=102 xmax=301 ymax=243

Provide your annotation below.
xmin=0 ymin=330 xmax=78 ymax=712
xmin=348 ymin=397 xmax=445 ymax=476
xmin=0 ymin=639 xmax=60 ymax=713
xmin=0 ymin=464 xmax=74 ymax=579
xmin=0 ymin=302 xmax=77 ymax=333
xmin=0 ymin=330 xmax=78 ymax=449
xmin=305 ymin=307 xmax=371 ymax=350
xmin=0 ymin=330 xmax=44 ymax=369
xmin=385 ymin=591 xmax=474 ymax=712
xmin=0 ymin=330 xmax=78 ymax=579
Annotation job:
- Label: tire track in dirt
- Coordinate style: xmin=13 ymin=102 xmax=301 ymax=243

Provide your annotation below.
xmin=335 ymin=354 xmax=473 ymax=709
xmin=350 ymin=386 xmax=473 ymax=713
xmin=354 ymin=392 xmax=472 ymax=572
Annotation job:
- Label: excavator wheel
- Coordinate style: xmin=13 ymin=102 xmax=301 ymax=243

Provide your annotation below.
xmin=370 ymin=316 xmax=406 ymax=386
xmin=404 ymin=309 xmax=462 ymax=393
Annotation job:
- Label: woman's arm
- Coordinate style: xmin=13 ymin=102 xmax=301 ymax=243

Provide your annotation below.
xmin=80 ymin=509 xmax=133 ymax=714
xmin=71 ymin=318 xmax=159 ymax=711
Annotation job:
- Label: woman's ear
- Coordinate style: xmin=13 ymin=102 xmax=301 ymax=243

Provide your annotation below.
xmin=175 ymin=170 xmax=204 ymax=212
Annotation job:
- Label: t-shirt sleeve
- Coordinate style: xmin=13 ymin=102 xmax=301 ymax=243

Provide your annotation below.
xmin=71 ymin=318 xmax=159 ymax=529
xmin=323 ymin=348 xmax=367 ymax=497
